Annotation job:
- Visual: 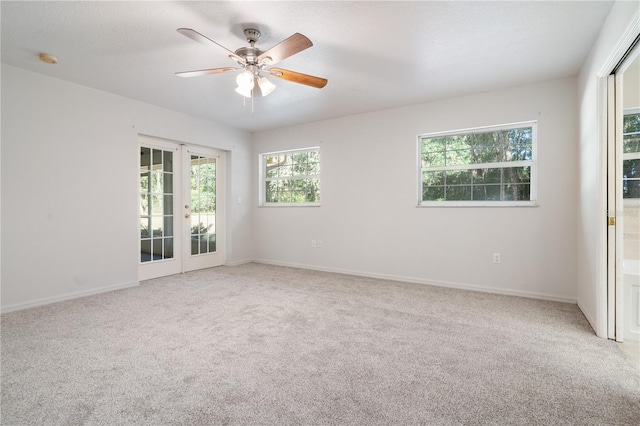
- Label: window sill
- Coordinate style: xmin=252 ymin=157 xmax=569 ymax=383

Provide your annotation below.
xmin=259 ymin=203 xmax=321 ymax=208
xmin=417 ymin=201 xmax=539 ymax=208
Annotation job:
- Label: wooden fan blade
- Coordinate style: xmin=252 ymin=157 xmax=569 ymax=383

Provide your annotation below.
xmin=268 ymin=68 xmax=328 ymax=89
xmin=258 ymin=33 xmax=312 ymax=65
xmin=177 ymin=28 xmax=245 ymax=64
xmin=175 ymin=67 xmax=238 ymax=78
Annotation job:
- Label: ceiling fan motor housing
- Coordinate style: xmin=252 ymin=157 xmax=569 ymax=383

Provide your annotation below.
xmin=234 ymin=47 xmax=264 ymax=67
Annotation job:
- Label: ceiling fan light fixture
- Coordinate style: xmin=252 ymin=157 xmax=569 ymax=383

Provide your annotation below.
xmin=257 ymin=76 xmax=276 ymax=96
xmin=235 ymin=85 xmax=253 ymax=98
xmin=235 ymin=70 xmax=254 ymax=90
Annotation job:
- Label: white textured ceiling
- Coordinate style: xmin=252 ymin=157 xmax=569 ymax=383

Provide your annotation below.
xmin=1 ymin=1 xmax=614 ymax=132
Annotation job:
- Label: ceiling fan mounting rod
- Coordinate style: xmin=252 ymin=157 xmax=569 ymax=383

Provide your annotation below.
xmin=245 ymin=64 xmax=259 ymax=76
xmin=244 ymin=28 xmax=261 ymax=47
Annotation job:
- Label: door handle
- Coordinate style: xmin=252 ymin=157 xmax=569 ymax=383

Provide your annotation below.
xmin=185 ymin=213 xmax=190 ymax=219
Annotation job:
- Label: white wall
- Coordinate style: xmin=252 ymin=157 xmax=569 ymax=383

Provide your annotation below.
xmin=1 ymin=64 xmax=254 ymax=312
xmin=253 ymin=77 xmax=578 ymax=302
xmin=577 ymin=1 xmax=640 ymax=337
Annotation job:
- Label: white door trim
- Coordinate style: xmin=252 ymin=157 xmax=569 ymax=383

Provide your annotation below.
xmin=606 ymin=74 xmax=617 ymax=340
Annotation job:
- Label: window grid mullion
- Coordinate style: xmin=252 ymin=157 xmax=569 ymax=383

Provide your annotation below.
xmin=422 ymin=160 xmax=533 ymax=173
xmin=266 ymin=174 xmax=319 ymax=182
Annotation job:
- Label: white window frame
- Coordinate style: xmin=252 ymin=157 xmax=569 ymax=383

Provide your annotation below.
xmin=417 ymin=121 xmax=538 ymax=207
xmin=259 ymin=147 xmax=321 ymax=207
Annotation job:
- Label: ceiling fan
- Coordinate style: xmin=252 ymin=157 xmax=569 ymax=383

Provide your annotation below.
xmin=175 ymin=27 xmax=328 ymax=98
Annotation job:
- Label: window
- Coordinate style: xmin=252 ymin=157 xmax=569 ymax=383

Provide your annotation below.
xmin=419 ymin=122 xmax=537 ymax=206
xmin=260 ymin=147 xmax=320 ymax=206
xmin=623 ymin=110 xmax=640 ymax=199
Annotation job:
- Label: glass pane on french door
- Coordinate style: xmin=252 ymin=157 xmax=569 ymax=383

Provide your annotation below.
xmin=140 ymin=146 xmax=174 ymax=262
xmin=190 ymin=155 xmax=217 ymax=256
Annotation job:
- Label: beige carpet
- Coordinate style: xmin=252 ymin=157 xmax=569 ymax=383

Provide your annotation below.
xmin=1 ymin=263 xmax=639 ymax=425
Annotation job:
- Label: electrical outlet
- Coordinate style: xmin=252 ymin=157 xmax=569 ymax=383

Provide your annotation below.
xmin=311 ymin=240 xmax=316 ymax=248
xmin=317 ymin=240 xmax=323 ymax=248
xmin=493 ymin=253 xmax=501 ymax=264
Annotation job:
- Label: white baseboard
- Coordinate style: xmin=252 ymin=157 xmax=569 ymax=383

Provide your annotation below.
xmin=225 ymin=258 xmax=254 ymax=267
xmin=253 ymin=259 xmax=577 ymax=304
xmin=1 ymin=261 xmax=578 ymax=314
xmin=1 ymin=281 xmax=139 ymax=314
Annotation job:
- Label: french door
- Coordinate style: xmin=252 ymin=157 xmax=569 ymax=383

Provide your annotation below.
xmin=182 ymin=146 xmax=226 ymax=272
xmin=138 ymin=136 xmax=226 ymax=281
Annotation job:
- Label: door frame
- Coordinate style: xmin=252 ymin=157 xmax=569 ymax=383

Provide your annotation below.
xmin=606 ymin=74 xmax=617 ymax=340
xmin=138 ymin=135 xmax=227 ymax=281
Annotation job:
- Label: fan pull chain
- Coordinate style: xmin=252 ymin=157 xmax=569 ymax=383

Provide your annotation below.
xmin=239 ymin=88 xmax=255 ymax=116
